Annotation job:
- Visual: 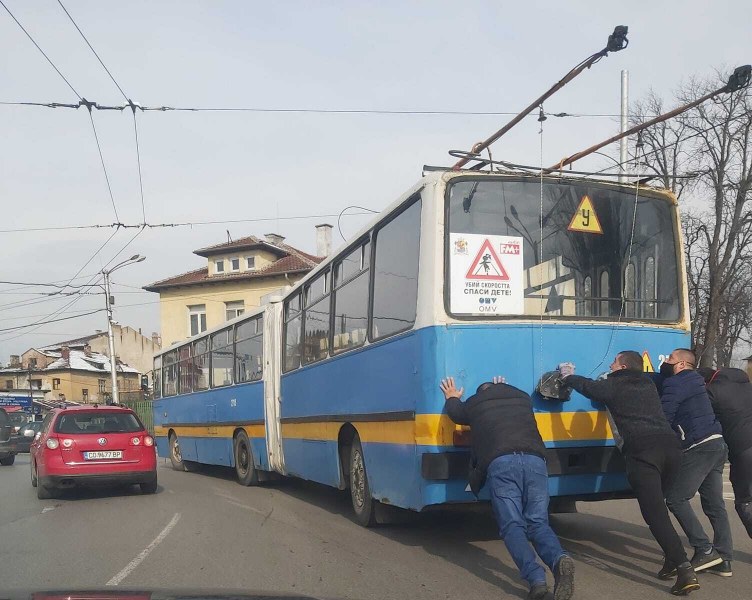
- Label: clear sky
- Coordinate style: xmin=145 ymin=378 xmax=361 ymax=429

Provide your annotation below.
xmin=0 ymin=0 xmax=748 ymax=361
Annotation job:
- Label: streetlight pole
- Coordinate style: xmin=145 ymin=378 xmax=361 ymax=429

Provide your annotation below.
xmin=101 ymin=254 xmax=146 ymax=405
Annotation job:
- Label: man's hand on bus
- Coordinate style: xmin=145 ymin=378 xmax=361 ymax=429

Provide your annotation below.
xmin=493 ymin=376 xmax=506 ymax=384
xmin=558 ymin=362 xmax=576 ymax=378
xmin=440 ymin=377 xmax=464 ymax=400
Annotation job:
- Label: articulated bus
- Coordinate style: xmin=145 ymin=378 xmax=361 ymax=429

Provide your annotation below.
xmin=152 ymin=169 xmax=689 ymax=525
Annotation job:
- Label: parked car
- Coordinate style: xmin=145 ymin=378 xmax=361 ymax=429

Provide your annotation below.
xmin=13 ymin=420 xmax=43 ymax=453
xmin=30 ymin=405 xmax=157 ymax=499
xmin=0 ymin=407 xmax=17 ymax=465
xmin=8 ymin=411 xmax=28 ymax=434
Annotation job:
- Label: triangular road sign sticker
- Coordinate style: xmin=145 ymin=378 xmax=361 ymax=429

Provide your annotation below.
xmin=643 ymin=351 xmax=655 ymax=373
xmin=568 ymin=195 xmax=603 ymax=234
xmin=466 ymin=239 xmax=509 ymax=280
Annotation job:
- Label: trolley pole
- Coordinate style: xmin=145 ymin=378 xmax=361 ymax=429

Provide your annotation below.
xmin=619 ymin=70 xmax=629 ymax=182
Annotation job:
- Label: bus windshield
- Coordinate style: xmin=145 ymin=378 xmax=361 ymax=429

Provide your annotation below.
xmin=446 ymin=178 xmax=681 ymax=322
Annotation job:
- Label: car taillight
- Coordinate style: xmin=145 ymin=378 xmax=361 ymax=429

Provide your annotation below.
xmin=131 ymin=436 xmax=141 ymax=445
xmin=144 ymin=436 xmax=154 ymax=447
xmin=61 ymin=438 xmax=74 ymax=448
xmin=46 ymin=438 xmax=60 ymax=450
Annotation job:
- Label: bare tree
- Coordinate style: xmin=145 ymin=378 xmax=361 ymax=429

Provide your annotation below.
xmin=632 ymin=72 xmax=752 ymax=367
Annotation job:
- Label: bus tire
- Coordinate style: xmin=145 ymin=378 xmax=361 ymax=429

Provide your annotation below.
xmin=169 ymin=433 xmax=186 ymax=471
xmin=349 ymin=435 xmax=376 ymax=527
xmin=234 ymin=430 xmax=259 ymax=486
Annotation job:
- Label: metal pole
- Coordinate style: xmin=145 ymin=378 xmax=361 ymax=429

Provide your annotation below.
xmin=619 ymin=70 xmax=629 ymax=182
xmin=103 ymin=270 xmax=119 ymax=405
xmin=28 ymin=364 xmax=33 ymax=417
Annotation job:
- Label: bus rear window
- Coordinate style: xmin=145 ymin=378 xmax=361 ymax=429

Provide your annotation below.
xmin=446 ymin=179 xmax=680 ymax=322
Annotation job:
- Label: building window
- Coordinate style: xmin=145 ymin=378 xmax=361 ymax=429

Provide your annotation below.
xmin=98 ymin=379 xmax=106 ymax=394
xmin=29 ymin=358 xmax=37 ymax=368
xmin=231 ymin=257 xmax=240 ymax=271
xmin=215 ymin=260 xmax=225 ymax=273
xmin=225 ymin=300 xmax=245 ymax=321
xmin=53 ymin=378 xmax=61 ymax=390
xmin=188 ymin=304 xmax=207 ymax=337
xmin=5 ymin=380 xmax=12 ymax=390
xmin=246 ymin=256 xmax=256 ymax=270
xmin=82 ymin=389 xmax=89 ymax=402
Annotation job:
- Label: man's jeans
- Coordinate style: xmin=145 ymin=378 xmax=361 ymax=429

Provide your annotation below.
xmin=666 ymin=437 xmax=733 ymax=560
xmin=487 ymin=453 xmax=566 ymax=588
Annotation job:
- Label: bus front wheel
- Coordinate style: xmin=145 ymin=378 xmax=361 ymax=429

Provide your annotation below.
xmin=234 ymin=430 xmax=259 ymax=486
xmin=169 ymin=433 xmax=186 ymax=471
xmin=349 ymin=435 xmax=376 ymax=527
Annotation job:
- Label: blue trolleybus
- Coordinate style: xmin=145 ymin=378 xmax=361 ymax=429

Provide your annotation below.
xmin=152 ymin=170 xmax=689 ymax=525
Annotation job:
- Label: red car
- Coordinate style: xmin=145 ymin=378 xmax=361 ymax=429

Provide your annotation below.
xmin=30 ymin=405 xmax=157 ymax=499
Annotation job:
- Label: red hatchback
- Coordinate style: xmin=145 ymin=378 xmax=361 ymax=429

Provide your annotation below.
xmin=30 ymin=405 xmax=157 ymax=499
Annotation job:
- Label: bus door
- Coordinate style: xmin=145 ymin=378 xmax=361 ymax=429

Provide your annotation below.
xmin=263 ymin=301 xmax=286 ymax=474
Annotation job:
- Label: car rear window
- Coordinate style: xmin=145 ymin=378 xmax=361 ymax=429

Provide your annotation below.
xmin=54 ymin=411 xmax=143 ymax=434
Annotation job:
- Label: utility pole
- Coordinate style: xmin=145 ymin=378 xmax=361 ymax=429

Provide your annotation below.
xmin=619 ymin=70 xmax=629 ymax=182
xmin=27 ymin=363 xmax=33 ymax=417
xmin=101 ymin=254 xmax=146 ymax=405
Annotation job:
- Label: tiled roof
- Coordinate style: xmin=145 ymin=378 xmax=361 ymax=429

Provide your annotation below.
xmin=193 ymin=235 xmax=286 ymax=257
xmin=144 ymin=237 xmax=322 ymax=291
xmin=1 ymin=348 xmax=139 ymax=375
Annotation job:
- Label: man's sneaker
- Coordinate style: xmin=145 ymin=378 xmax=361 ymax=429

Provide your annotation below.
xmin=553 ymin=555 xmax=575 ymax=600
xmin=690 ymin=547 xmax=723 ymax=572
xmin=671 ymin=564 xmax=700 ymax=596
xmin=658 ymin=558 xmax=677 ymax=580
xmin=708 ymin=560 xmax=732 ymax=577
xmin=527 ymin=583 xmax=552 ymax=600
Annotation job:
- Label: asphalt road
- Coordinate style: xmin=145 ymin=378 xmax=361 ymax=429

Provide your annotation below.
xmin=1 ymin=453 xmax=751 ymax=600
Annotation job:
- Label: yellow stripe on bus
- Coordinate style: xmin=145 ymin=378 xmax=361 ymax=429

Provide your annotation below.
xmin=155 ymin=412 xmax=612 ymax=446
xmin=153 ymin=424 xmax=266 ymax=439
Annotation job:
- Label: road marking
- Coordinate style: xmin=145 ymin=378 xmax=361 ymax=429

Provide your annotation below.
xmin=41 ymin=507 xmax=55 ymax=513
xmin=106 ymin=512 xmax=181 ymax=586
xmin=224 ymin=498 xmax=267 ymax=516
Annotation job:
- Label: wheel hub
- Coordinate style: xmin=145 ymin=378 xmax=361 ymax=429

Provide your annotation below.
xmin=352 ymin=449 xmax=365 ymax=508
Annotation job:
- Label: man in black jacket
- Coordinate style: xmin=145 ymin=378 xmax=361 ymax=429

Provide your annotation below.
xmin=660 ymin=349 xmax=732 ymax=577
xmin=560 ymin=351 xmax=699 ymax=596
xmin=698 ymin=367 xmax=752 ymax=539
xmin=440 ymin=376 xmax=574 ymax=600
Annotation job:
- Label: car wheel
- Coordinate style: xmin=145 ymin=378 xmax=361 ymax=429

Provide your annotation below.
xmin=37 ymin=483 xmax=55 ymax=500
xmin=349 ymin=434 xmax=376 ymax=527
xmin=234 ymin=430 xmax=259 ymax=486
xmin=31 ymin=461 xmax=38 ymax=487
xmin=140 ymin=475 xmax=158 ymax=494
xmin=0 ymin=455 xmax=15 ymax=466
xmin=169 ymin=433 xmax=186 ymax=471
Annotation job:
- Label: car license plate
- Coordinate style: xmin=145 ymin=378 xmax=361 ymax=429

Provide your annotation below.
xmin=84 ymin=450 xmax=122 ymax=460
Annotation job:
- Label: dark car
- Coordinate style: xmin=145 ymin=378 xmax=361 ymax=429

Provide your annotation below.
xmin=13 ymin=420 xmax=43 ymax=453
xmin=0 ymin=407 xmax=18 ymax=465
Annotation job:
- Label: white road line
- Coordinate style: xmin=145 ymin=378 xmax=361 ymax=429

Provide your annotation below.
xmin=224 ymin=498 xmax=267 ymax=516
xmin=106 ymin=512 xmax=181 ymax=586
xmin=41 ymin=507 xmax=55 ymax=513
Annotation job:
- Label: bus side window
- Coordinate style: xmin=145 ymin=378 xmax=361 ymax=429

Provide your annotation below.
xmin=333 ymin=241 xmax=370 ymax=354
xmin=644 ymin=255 xmax=656 ymax=319
xmin=193 ymin=338 xmax=210 ymax=391
xmin=599 ymin=270 xmax=610 ymax=317
xmin=624 ymin=262 xmax=636 ymax=318
xmin=153 ymin=356 xmax=162 ymax=399
xmin=370 ymin=196 xmax=422 ymax=341
xmin=235 ymin=316 xmax=263 ymax=383
xmin=178 ymin=345 xmax=193 ymax=394
xmin=303 ymin=269 xmax=331 ymax=365
xmin=211 ymin=327 xmax=234 ymax=387
xmin=163 ymin=350 xmax=177 ymax=397
xmin=283 ymin=292 xmax=302 ymax=372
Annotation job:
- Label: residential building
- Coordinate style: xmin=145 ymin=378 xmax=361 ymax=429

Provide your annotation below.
xmin=144 ymin=228 xmax=330 ymax=347
xmin=1 ymin=345 xmax=140 ymax=404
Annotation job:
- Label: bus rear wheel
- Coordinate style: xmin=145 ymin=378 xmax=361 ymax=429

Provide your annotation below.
xmin=349 ymin=435 xmax=376 ymax=527
xmin=234 ymin=430 xmax=259 ymax=486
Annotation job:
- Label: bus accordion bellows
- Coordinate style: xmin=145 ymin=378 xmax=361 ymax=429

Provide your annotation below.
xmin=152 ymin=169 xmax=689 ymax=526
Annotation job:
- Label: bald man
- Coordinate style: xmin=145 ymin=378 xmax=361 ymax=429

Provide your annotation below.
xmin=659 ymin=348 xmax=733 ymax=578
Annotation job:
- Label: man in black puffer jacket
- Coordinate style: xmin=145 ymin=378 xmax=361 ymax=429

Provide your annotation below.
xmin=698 ymin=367 xmax=752 ymax=539
xmin=440 ymin=376 xmax=574 ymax=600
xmin=660 ymin=349 xmax=733 ymax=577
xmin=560 ymin=351 xmax=698 ymax=595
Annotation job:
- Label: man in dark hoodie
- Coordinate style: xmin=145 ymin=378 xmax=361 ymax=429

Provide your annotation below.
xmin=698 ymin=367 xmax=752 ymax=539
xmin=659 ymin=349 xmax=733 ymax=577
xmin=559 ymin=351 xmax=699 ymax=595
xmin=440 ymin=376 xmax=574 ymax=600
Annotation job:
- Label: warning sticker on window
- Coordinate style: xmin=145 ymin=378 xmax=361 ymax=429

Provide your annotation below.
xmin=450 ymin=234 xmax=524 ymax=315
xmin=568 ymin=195 xmax=603 ymax=234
